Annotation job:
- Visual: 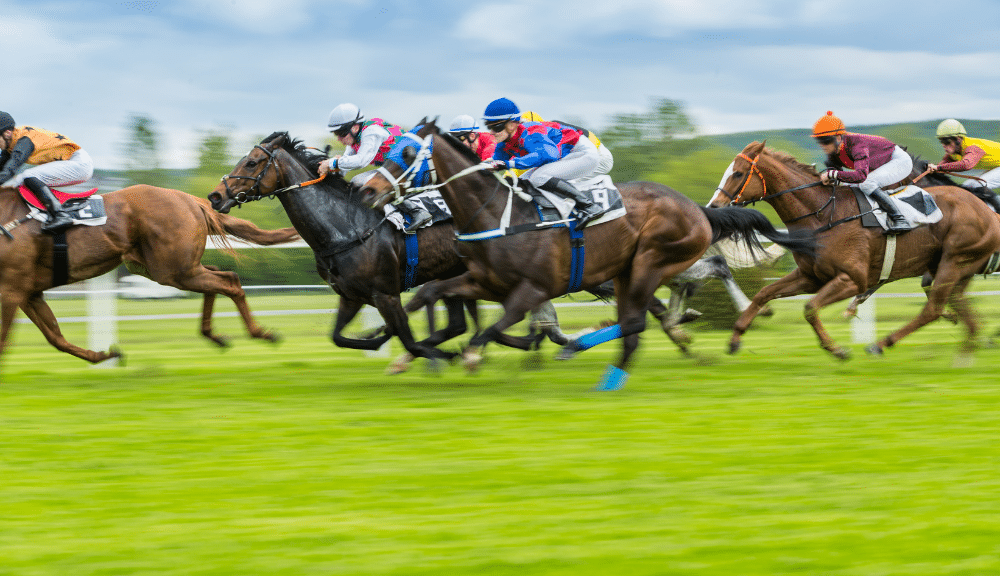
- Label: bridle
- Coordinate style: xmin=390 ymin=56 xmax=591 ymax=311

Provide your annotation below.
xmin=219 ymin=142 xmax=326 ymax=207
xmin=717 ymin=150 xmax=845 ymax=230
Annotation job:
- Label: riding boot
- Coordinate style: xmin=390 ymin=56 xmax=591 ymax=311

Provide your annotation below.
xmin=24 ymin=177 xmax=73 ymax=234
xmin=539 ymin=177 xmax=606 ymax=231
xmin=970 ymin=186 xmax=1000 ymax=213
xmin=400 ymin=198 xmax=432 ymax=234
xmin=867 ymin=187 xmax=908 ymax=234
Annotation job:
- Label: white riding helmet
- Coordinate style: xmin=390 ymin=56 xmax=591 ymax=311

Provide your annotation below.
xmin=449 ymin=114 xmax=480 ymax=133
xmin=936 ymin=118 xmax=967 ymax=139
xmin=327 ymin=103 xmax=364 ymax=133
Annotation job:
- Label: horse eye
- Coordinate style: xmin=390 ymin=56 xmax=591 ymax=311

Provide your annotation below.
xmin=731 ymin=171 xmax=743 ymax=178
xmin=245 ymin=159 xmax=258 ymax=168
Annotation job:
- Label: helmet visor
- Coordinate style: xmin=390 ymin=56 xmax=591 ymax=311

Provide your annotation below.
xmin=332 ymin=123 xmax=354 ymax=137
xmin=815 ymin=135 xmax=837 ymax=146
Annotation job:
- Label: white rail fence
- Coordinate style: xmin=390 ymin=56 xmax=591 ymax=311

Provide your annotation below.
xmin=39 ymin=236 xmax=1000 ymax=368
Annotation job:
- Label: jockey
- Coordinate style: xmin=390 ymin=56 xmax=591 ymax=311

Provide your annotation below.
xmin=318 ymin=103 xmax=431 ymax=234
xmin=813 ymin=111 xmax=911 ymax=233
xmin=927 ymin=119 xmax=1000 ymax=212
xmin=521 ymin=111 xmax=614 ymax=177
xmin=448 ymin=115 xmax=497 ymax=160
xmin=0 ymin=111 xmax=89 ymax=234
xmin=483 ymin=97 xmax=606 ymax=231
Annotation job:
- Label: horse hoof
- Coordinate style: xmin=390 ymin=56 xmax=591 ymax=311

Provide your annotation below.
xmin=386 ymin=353 xmax=415 ymax=375
xmin=462 ymin=347 xmax=483 ymax=374
xmin=865 ymin=343 xmax=883 ymax=356
xmin=104 ymin=346 xmax=125 ymax=366
xmin=262 ymin=330 xmax=282 ymax=344
xmin=727 ymin=341 xmax=741 ymax=355
xmin=426 ymin=357 xmax=443 ymax=375
xmin=831 ymin=347 xmax=852 ymax=361
xmin=759 ymin=305 xmax=775 ymax=318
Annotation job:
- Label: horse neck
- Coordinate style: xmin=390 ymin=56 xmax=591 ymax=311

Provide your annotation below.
xmin=759 ymin=156 xmax=833 ymax=227
xmin=430 ymin=139 xmax=512 ymax=232
xmin=272 ymin=150 xmax=380 ymax=247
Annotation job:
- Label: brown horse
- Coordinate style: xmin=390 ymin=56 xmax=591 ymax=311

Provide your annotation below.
xmin=0 ymin=184 xmax=299 ymax=369
xmin=359 ymin=121 xmax=817 ymax=388
xmin=709 ymin=141 xmax=1000 ymax=359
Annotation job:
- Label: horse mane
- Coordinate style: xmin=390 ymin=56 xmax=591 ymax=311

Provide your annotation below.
xmin=441 ymin=132 xmax=487 ymax=165
xmin=261 ymin=131 xmax=352 ymax=193
xmin=765 ymin=147 xmax=821 ymax=177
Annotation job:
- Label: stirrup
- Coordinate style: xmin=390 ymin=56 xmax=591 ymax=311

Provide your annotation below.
xmin=41 ymin=214 xmax=73 ymax=234
xmin=403 ymin=212 xmax=431 ymax=234
xmin=573 ymin=209 xmax=605 ymax=231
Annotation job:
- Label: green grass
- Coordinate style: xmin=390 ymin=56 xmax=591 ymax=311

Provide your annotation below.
xmin=2 ymin=280 xmax=1000 ymax=575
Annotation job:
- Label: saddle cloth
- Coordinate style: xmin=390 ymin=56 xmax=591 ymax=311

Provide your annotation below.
xmin=383 ymin=191 xmax=452 ymax=232
xmin=854 ymin=184 xmax=943 ymax=232
xmin=526 ymin=175 xmax=627 ymax=227
xmin=19 ymin=185 xmax=107 ymax=227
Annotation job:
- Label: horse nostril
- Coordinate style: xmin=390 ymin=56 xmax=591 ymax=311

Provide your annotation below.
xmin=208 ymin=192 xmax=222 ymax=205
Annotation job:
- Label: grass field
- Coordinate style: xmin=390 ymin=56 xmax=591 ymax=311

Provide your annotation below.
xmin=2 ymin=279 xmax=1000 ymax=575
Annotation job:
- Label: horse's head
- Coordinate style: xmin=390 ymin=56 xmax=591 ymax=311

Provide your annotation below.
xmin=359 ymin=118 xmax=440 ymax=210
xmin=709 ymin=140 xmax=769 ymax=207
xmin=209 ymin=131 xmax=293 ymax=213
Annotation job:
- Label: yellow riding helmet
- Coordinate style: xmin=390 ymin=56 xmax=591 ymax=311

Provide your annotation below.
xmin=521 ymin=111 xmax=545 ymax=122
xmin=936 ymin=119 xmax=967 ymax=139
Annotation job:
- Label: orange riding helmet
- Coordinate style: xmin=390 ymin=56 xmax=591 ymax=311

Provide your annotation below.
xmin=812 ymin=111 xmax=846 ymax=138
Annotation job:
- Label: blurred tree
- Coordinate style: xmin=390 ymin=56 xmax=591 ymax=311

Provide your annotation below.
xmin=121 ymin=113 xmax=168 ymax=187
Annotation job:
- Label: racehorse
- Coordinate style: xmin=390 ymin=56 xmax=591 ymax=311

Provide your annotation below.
xmin=0 ymin=183 xmax=299 ymax=368
xmin=209 ymin=131 xmax=573 ymax=366
xmin=359 ymin=120 xmax=818 ymax=388
xmin=709 ymin=141 xmax=1000 ymax=359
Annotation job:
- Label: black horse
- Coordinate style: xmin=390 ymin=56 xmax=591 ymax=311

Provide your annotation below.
xmin=209 ymin=132 xmax=476 ymax=364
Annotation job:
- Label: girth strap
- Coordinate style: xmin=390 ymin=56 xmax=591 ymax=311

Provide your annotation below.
xmin=52 ymin=231 xmax=69 ymax=287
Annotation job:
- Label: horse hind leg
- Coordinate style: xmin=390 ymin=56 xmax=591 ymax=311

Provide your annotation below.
xmin=20 ymin=294 xmax=122 ymax=364
xmin=175 ymin=264 xmax=279 ymax=345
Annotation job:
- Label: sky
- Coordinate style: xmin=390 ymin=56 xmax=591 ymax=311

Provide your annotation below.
xmin=4 ymin=0 xmax=1000 ymax=170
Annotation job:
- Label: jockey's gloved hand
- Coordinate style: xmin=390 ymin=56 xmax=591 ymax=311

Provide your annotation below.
xmin=487 ymin=160 xmax=509 ymax=171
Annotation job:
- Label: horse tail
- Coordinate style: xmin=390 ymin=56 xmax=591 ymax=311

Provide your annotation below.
xmin=216 ymin=213 xmax=300 ymax=246
xmin=700 ymin=206 xmax=817 ymax=260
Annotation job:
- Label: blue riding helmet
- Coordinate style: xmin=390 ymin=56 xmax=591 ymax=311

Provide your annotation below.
xmin=483 ymin=98 xmax=521 ymax=123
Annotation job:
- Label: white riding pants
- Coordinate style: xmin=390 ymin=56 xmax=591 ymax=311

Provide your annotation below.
xmin=858 ymin=146 xmax=912 ymax=194
xmin=525 ymin=137 xmax=599 ymax=187
xmin=3 ymin=149 xmax=94 ymax=188
xmin=960 ymin=167 xmax=1000 ymax=190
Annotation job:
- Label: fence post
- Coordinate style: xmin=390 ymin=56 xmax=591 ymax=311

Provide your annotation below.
xmin=87 ymin=271 xmax=119 ymax=368
xmin=851 ymin=298 xmax=876 ymax=344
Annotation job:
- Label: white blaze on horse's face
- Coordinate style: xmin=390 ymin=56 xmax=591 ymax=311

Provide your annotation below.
xmin=708 ymin=161 xmax=736 ymax=207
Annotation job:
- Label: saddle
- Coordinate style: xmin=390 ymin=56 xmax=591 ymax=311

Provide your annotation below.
xmin=522 ymin=175 xmax=627 ymax=227
xmin=852 ymin=184 xmax=943 ymax=232
xmin=17 ymin=184 xmax=108 ymax=228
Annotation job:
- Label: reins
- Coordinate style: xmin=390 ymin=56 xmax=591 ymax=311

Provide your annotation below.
xmin=912 ymin=167 xmax=987 ymax=187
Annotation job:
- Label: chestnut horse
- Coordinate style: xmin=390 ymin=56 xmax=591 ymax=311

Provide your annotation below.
xmin=0 ymin=183 xmax=299 ymax=369
xmin=359 ymin=121 xmax=817 ymax=388
xmin=709 ymin=141 xmax=1000 ymax=359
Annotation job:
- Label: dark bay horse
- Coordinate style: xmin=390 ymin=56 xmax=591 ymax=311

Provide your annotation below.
xmin=208 ymin=131 xmax=482 ymax=365
xmin=709 ymin=141 xmax=1000 ymax=359
xmin=0 ymin=183 xmax=299 ymax=368
xmin=359 ymin=120 xmax=817 ymax=388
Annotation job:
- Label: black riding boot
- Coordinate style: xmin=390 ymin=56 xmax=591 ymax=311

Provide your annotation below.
xmin=400 ymin=198 xmax=432 ymax=234
xmin=970 ymin=186 xmax=1000 ymax=213
xmin=540 ymin=177 xmax=606 ymax=231
xmin=868 ymin=187 xmax=908 ymax=234
xmin=24 ymin=177 xmax=73 ymax=234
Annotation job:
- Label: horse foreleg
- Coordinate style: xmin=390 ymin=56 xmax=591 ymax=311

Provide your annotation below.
xmin=802 ymin=274 xmax=864 ymax=360
xmin=331 ymin=298 xmax=391 ymax=351
xmin=372 ymin=292 xmax=455 ymax=367
xmin=649 ymin=290 xmax=693 ymax=355
xmin=464 ymin=281 xmax=547 ymax=373
xmin=731 ymin=269 xmax=819 ymax=355
xmin=947 ymin=279 xmax=979 ymax=365
xmin=20 ymin=294 xmax=122 ymax=364
xmin=418 ymin=296 xmax=468 ymax=348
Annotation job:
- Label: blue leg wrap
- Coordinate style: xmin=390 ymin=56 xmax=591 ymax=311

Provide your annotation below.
xmin=595 ymin=365 xmax=629 ymax=391
xmin=573 ymin=324 xmax=623 ymax=351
